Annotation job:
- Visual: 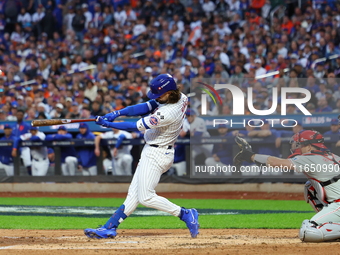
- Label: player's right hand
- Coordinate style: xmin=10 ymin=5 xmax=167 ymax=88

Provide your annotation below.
xmin=11 ymin=149 xmax=17 ymax=157
xmin=94 ymin=148 xmax=100 ymax=157
xmin=103 ymin=111 xmax=120 ymax=122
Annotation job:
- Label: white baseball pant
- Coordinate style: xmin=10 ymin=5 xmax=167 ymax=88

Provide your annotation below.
xmin=191 ymin=144 xmax=213 ymax=175
xmin=0 ymin=162 xmax=14 ymax=176
xmin=122 ymin=144 xmax=181 ymax=217
xmin=310 ymin=201 xmax=340 ymax=225
xmin=31 ymin=158 xmax=49 ymax=176
xmin=205 ymin=157 xmax=233 ymax=176
xmin=82 ymin=166 xmax=97 ymax=176
xmin=21 ymin=147 xmax=32 ymax=167
xmin=61 ymin=156 xmax=78 ymax=176
xmin=103 ymin=158 xmax=113 ymax=175
xmin=171 ymin=161 xmax=186 ymax=176
xmin=113 ymin=154 xmax=133 ymax=175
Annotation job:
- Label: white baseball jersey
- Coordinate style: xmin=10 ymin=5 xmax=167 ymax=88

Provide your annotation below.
xmin=20 ymin=131 xmax=48 ymax=160
xmin=289 ymin=153 xmax=340 ymax=202
xmin=20 ymin=131 xmax=49 ymax=176
xmin=101 ymin=130 xmax=133 ymax=156
xmin=136 ymin=93 xmax=188 ymax=146
xmin=182 ymin=118 xmax=190 ymax=133
xmin=184 ymin=116 xmax=210 ymax=137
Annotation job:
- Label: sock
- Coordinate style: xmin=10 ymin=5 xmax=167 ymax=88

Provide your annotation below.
xmin=104 ymin=204 xmax=127 ymax=229
xmin=179 ymin=207 xmax=187 ymax=220
xmin=27 ymin=166 xmax=32 ymax=176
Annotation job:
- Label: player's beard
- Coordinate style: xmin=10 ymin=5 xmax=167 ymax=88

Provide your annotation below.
xmin=156 ymin=98 xmax=168 ymax=104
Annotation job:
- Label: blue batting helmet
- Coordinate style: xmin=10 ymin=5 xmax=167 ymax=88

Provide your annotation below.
xmin=147 ymin=74 xmax=177 ymax=99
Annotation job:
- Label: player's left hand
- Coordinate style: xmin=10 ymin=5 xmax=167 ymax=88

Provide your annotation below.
xmin=95 ymin=116 xmax=110 ymax=128
xmin=233 ymin=136 xmax=255 ymax=166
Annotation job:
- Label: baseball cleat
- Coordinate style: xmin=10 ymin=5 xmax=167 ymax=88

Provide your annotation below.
xmin=180 ymin=208 xmax=200 ymax=238
xmin=84 ymin=227 xmax=117 ymax=239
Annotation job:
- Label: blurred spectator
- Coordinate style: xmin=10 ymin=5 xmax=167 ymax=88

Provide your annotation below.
xmin=0 ymin=124 xmax=15 ymax=176
xmin=72 ymin=6 xmax=86 ymax=41
xmin=316 ymin=97 xmax=333 ymax=112
xmin=185 ymin=108 xmax=213 ymax=165
xmin=47 ymin=147 xmax=55 ymax=167
xmin=50 ymin=103 xmax=66 ymax=119
xmin=76 ymin=123 xmax=97 ymax=176
xmin=32 ymin=4 xmax=45 ymax=36
xmin=45 ymin=126 xmax=78 ymax=176
xmin=293 ymin=122 xmax=304 ymax=134
xmin=84 ymin=79 xmax=98 ymax=102
xmin=17 ymin=8 xmax=31 ymax=28
xmin=41 ymin=4 xmax=56 ymax=39
xmin=12 ymin=109 xmax=32 ymax=175
xmin=170 ymin=122 xmax=189 ymax=176
xmin=205 ymin=124 xmax=233 ymax=175
xmin=95 ymin=127 xmax=133 ymax=175
xmin=91 ymin=100 xmax=104 ymax=116
xmin=102 ymin=149 xmax=112 ymax=175
xmin=82 ymin=4 xmax=93 ymax=29
xmin=80 ymin=106 xmax=94 ymax=119
xmin=324 ymin=119 xmax=339 ymax=135
xmin=13 ymin=126 xmax=49 ymax=176
xmin=64 ymin=5 xmax=75 ymax=31
xmin=248 ymin=120 xmax=281 ymax=157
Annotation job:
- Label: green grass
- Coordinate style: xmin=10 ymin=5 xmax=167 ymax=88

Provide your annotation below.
xmin=0 ymin=213 xmax=315 ymax=230
xmin=0 ymin=197 xmax=314 ymax=230
xmin=0 ymin=197 xmax=312 ymax=211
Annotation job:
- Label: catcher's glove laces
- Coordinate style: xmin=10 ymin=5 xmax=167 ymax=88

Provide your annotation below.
xmin=233 ymin=136 xmax=255 ymax=167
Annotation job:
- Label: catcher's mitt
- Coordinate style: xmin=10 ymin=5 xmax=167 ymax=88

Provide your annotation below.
xmin=233 ymin=136 xmax=255 ymax=166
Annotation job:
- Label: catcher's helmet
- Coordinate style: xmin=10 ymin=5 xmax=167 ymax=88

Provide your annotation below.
xmin=291 ymin=130 xmax=327 ymax=149
xmin=147 ymin=74 xmax=177 ymax=99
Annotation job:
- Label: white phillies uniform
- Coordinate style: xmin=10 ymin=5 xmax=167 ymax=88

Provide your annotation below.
xmin=289 ymin=152 xmax=340 ymax=241
xmin=101 ymin=130 xmax=133 ymax=175
xmin=290 ymin=153 xmax=340 ymax=224
xmin=20 ymin=132 xmax=49 ymax=176
xmin=122 ymin=93 xmax=188 ymax=217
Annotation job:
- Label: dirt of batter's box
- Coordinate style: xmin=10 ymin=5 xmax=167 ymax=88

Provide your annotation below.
xmin=0 ymin=229 xmax=337 ymax=255
xmin=0 ymin=191 xmax=304 ymax=200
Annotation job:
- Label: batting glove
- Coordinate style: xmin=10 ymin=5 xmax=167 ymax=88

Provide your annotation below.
xmin=95 ymin=116 xmax=110 ymax=127
xmin=103 ymin=111 xmax=120 ymax=122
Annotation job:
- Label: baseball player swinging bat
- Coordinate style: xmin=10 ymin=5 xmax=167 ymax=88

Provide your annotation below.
xmin=31 ymin=118 xmax=96 ymax=127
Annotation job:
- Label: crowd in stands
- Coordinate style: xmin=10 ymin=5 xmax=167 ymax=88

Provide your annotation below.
xmin=1 ymin=0 xmax=340 ymax=121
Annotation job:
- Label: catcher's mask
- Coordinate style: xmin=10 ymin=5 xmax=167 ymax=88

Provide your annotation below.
xmin=290 ymin=130 xmax=327 ymax=153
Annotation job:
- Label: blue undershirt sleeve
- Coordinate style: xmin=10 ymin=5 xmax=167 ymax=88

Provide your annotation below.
xmin=115 ymin=134 xmax=126 ymax=148
xmin=103 ymin=121 xmax=139 ymax=132
xmin=119 ymin=100 xmax=158 ymax=116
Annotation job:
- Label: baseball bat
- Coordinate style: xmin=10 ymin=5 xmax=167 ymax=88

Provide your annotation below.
xmin=31 ymin=118 xmax=96 ymax=127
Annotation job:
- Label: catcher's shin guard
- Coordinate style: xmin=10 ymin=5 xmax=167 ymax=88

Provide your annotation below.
xmin=304 ymin=181 xmax=325 ymax=212
xmin=299 ymin=220 xmax=340 ymax=242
